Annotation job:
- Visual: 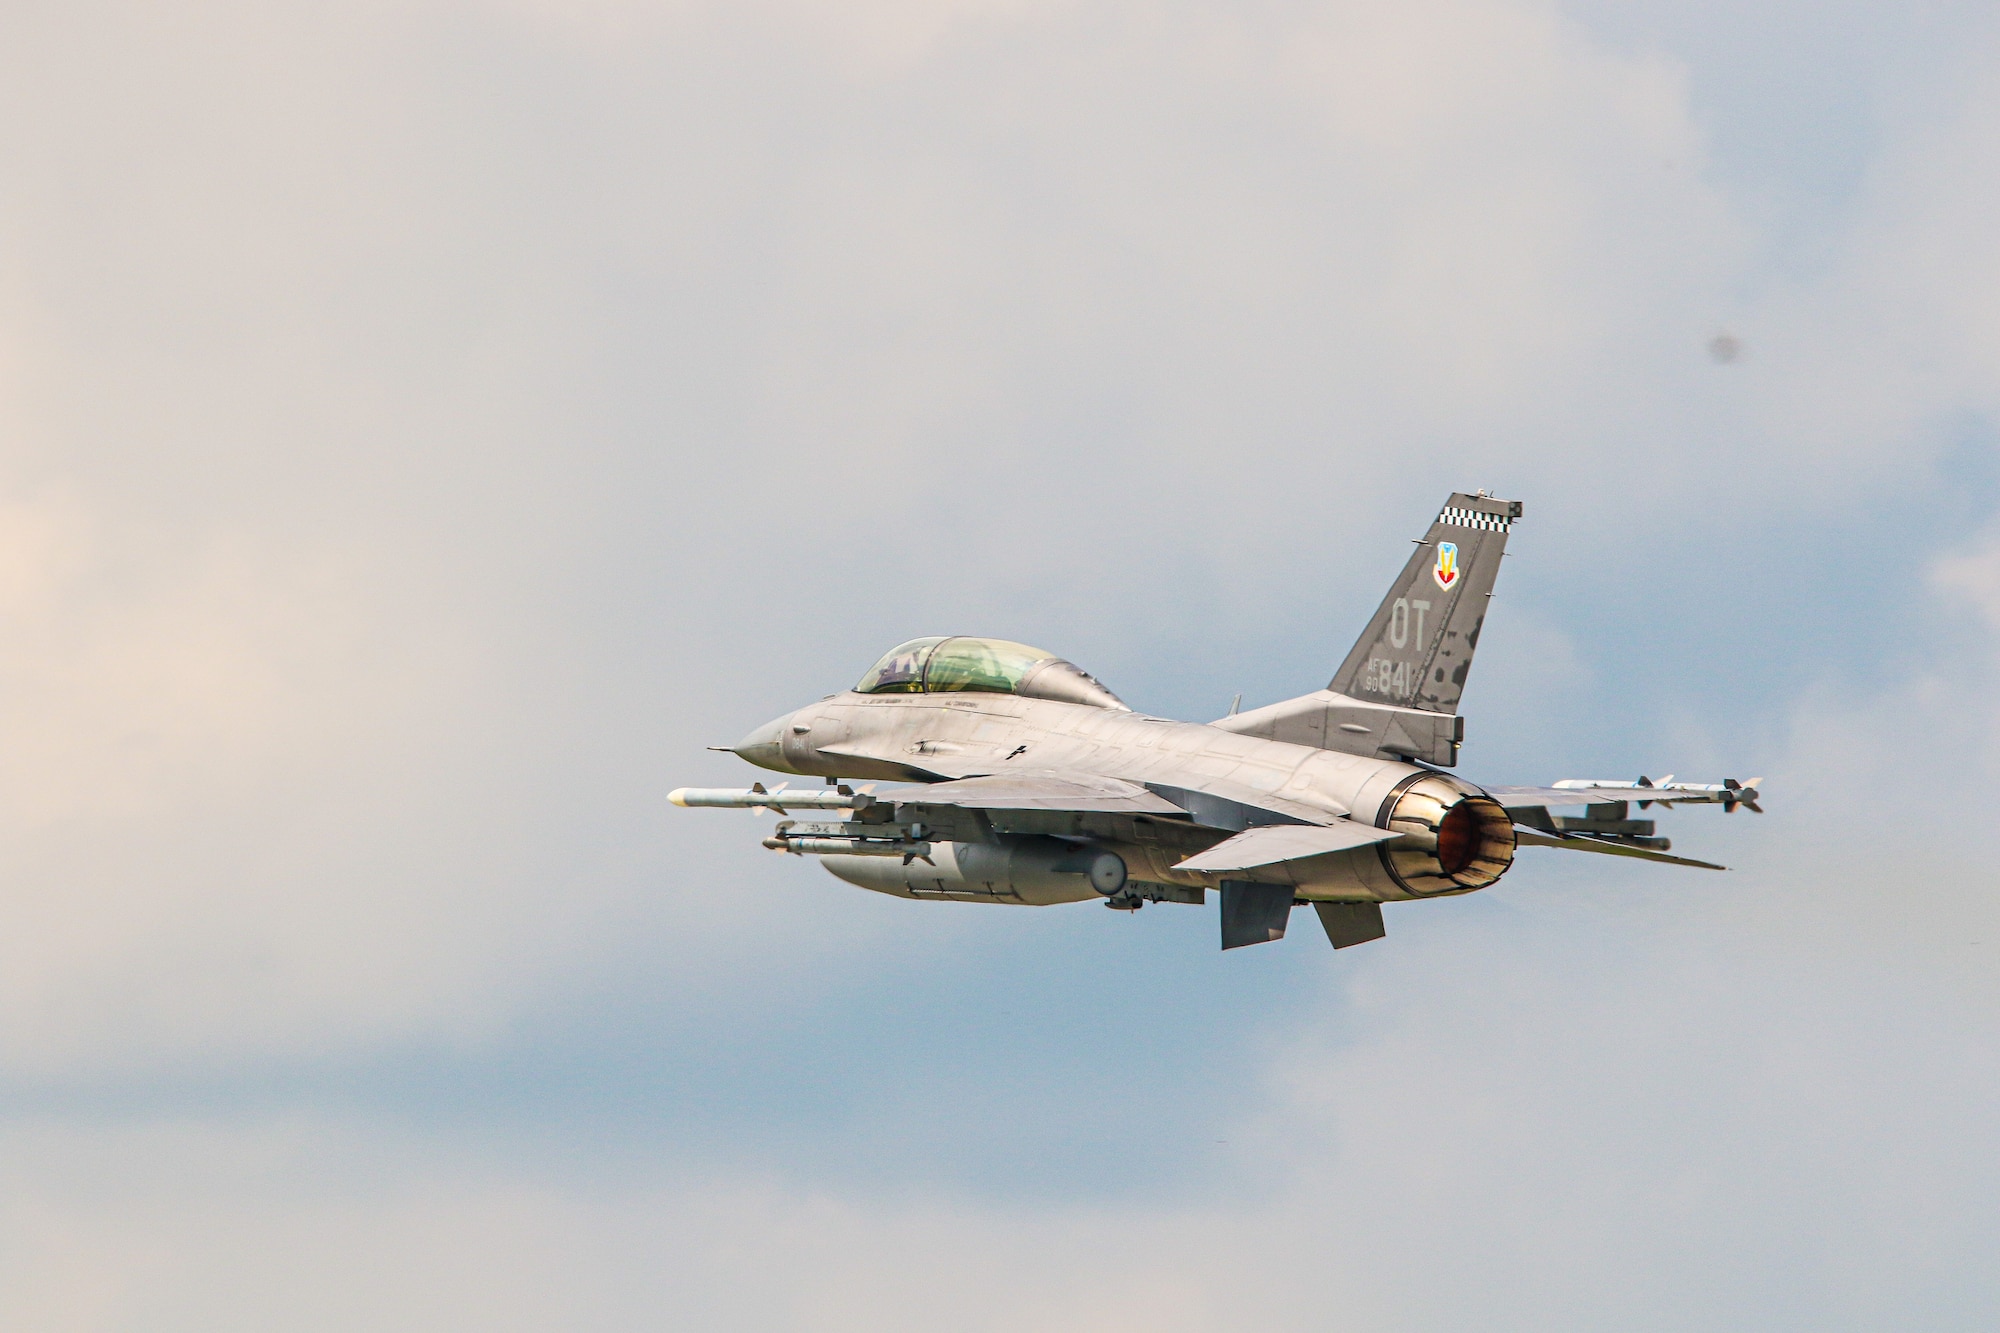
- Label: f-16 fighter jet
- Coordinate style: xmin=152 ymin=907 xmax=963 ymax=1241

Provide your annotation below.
xmin=672 ymin=493 xmax=1762 ymax=952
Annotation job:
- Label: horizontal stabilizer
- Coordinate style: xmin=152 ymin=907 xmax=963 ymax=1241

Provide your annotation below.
xmin=1173 ymin=822 xmax=1402 ymax=873
xmin=1514 ymin=828 xmax=1725 ymax=870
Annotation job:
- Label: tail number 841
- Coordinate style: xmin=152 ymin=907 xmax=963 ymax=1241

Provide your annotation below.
xmin=1363 ymin=598 xmax=1432 ymax=700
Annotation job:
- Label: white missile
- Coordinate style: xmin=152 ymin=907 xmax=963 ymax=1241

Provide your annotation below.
xmin=668 ymin=784 xmax=868 ymax=811
xmin=1549 ymin=776 xmax=1763 ymax=811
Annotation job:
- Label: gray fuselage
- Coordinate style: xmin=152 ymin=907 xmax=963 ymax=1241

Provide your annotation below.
xmin=734 ymin=691 xmax=1505 ymax=904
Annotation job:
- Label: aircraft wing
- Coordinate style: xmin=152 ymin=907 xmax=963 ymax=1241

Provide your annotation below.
xmin=1173 ymin=821 xmax=1402 ymax=873
xmin=863 ymin=770 xmax=1344 ymax=829
xmin=1513 ymin=829 xmax=1725 ymax=870
xmin=821 ymin=740 xmax=1346 ymax=829
xmin=1483 ymin=776 xmax=1756 ymax=871
xmin=866 ymin=773 xmax=1188 ymax=814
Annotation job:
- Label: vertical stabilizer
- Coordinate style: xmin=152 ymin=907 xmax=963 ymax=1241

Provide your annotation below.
xmin=1328 ymin=492 xmax=1519 ymax=715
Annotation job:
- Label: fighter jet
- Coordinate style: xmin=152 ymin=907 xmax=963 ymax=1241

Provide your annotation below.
xmin=672 ymin=493 xmax=1762 ymax=951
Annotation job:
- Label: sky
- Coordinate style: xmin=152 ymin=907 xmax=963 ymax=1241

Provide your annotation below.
xmin=1 ymin=0 xmax=1998 ymax=1327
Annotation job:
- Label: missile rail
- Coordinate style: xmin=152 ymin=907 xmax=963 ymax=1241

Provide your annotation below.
xmin=762 ymin=817 xmax=934 ymax=861
xmin=671 ymin=785 xmax=931 ymax=861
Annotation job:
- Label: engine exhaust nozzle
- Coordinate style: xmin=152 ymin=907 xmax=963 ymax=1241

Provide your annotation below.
xmin=1375 ymin=773 xmax=1516 ymax=895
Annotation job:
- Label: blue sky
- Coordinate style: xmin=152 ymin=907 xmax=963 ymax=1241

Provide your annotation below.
xmin=1 ymin=1 xmax=1998 ymax=1327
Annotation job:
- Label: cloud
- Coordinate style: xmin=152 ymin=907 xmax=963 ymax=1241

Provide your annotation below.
xmin=4 ymin=917 xmax=1996 ymax=1332
xmin=0 ymin=0 xmax=1763 ymax=1075
xmin=0 ymin=0 xmax=1998 ymax=1323
xmin=1936 ymin=526 xmax=2000 ymax=631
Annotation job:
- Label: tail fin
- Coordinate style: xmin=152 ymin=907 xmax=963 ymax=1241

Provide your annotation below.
xmin=1328 ymin=492 xmax=1519 ymax=715
xmin=1211 ymin=492 xmax=1517 ymax=765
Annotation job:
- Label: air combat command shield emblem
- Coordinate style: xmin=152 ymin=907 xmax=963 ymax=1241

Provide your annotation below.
xmin=1433 ymin=541 xmax=1459 ymax=590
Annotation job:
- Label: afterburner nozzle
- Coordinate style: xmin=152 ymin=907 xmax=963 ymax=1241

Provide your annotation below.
xmin=669 ymin=785 xmax=866 ymax=811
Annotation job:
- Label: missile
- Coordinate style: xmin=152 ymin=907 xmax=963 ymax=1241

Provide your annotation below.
xmin=1551 ymin=777 xmax=1762 ymax=802
xmin=763 ymin=836 xmax=932 ymax=859
xmin=668 ymin=784 xmax=869 ymax=811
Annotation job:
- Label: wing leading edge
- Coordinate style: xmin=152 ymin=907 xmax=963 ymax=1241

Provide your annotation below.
xmin=867 ymin=772 xmax=1344 ymax=832
xmin=1513 ymin=828 xmax=1725 ymax=871
xmin=866 ymin=773 xmax=1186 ymax=814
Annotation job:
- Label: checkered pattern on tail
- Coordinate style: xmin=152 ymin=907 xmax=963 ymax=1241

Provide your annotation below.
xmin=1438 ymin=505 xmax=1512 ymax=532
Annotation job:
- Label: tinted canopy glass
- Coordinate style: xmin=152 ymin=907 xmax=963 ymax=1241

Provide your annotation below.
xmin=852 ymin=637 xmax=947 ymax=693
xmin=922 ymin=638 xmax=1056 ymax=693
xmin=853 ymin=636 xmax=1129 ymax=709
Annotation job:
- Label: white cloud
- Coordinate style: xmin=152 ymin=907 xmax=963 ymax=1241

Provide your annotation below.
xmin=0 ymin=0 xmax=1764 ymax=1073
xmin=1935 ymin=528 xmax=2000 ymax=630
xmin=0 ymin=0 xmax=1998 ymax=1321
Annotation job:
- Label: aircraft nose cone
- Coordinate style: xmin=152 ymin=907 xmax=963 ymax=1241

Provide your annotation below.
xmin=731 ymin=712 xmax=799 ymax=773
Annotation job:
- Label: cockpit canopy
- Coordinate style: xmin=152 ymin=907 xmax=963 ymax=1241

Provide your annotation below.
xmin=854 ymin=636 xmax=1130 ymax=710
